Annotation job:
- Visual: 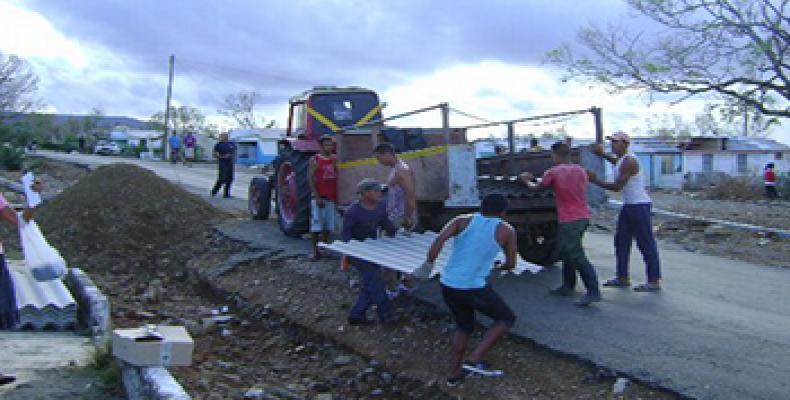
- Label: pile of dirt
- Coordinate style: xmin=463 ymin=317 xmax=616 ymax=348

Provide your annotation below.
xmin=33 ymin=163 xmax=227 ymax=275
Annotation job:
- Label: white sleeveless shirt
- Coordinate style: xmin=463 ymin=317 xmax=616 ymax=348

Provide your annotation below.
xmin=615 ymin=153 xmax=651 ymax=204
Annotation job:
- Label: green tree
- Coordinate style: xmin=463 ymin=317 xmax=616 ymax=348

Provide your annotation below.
xmin=547 ymin=0 xmax=790 ymax=120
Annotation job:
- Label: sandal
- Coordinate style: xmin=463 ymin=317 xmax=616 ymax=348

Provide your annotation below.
xmin=633 ymin=282 xmax=661 ymax=292
xmin=603 ymin=277 xmax=631 ymax=287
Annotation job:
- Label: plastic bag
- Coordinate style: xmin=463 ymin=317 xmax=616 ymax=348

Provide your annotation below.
xmin=19 ymin=214 xmax=67 ymax=281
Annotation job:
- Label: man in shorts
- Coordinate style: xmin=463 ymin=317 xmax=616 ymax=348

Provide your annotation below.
xmin=424 ymin=194 xmax=517 ymax=386
xmin=308 ymin=135 xmax=338 ymax=260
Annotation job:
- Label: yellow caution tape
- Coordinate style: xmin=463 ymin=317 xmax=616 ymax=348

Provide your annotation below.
xmin=307 ymin=106 xmax=341 ymax=133
xmin=354 ymin=104 xmax=382 ymax=127
xmin=338 ymin=145 xmax=448 ymax=169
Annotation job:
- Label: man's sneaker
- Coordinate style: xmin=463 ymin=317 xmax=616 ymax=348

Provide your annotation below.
xmin=386 ymin=289 xmax=400 ymax=300
xmin=549 ymin=286 xmax=575 ymax=297
xmin=633 ymin=282 xmax=661 ymax=292
xmin=575 ymin=293 xmax=602 ymax=307
xmin=398 ymin=282 xmax=415 ymax=295
xmin=462 ymin=361 xmax=504 ymax=377
xmin=603 ymin=277 xmax=631 ymax=287
xmin=0 ymin=374 xmax=16 ymax=386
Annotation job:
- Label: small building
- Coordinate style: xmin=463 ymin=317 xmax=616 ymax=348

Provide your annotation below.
xmin=627 ymin=137 xmax=685 ymax=190
xmin=680 ymin=136 xmax=789 ymax=177
xmin=229 ymin=128 xmax=285 ymax=165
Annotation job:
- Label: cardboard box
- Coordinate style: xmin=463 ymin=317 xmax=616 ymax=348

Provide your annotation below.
xmin=112 ymin=325 xmax=193 ymax=367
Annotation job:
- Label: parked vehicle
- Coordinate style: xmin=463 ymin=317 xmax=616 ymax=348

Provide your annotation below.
xmin=94 ymin=140 xmax=121 ymax=156
xmin=248 ymin=86 xmax=607 ymax=265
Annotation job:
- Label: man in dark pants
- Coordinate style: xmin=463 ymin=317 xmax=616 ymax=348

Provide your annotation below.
xmin=425 ymin=194 xmax=517 ymax=386
xmin=211 ymin=133 xmax=236 ymax=198
xmin=341 ymin=179 xmax=398 ymax=326
xmin=588 ymin=132 xmax=661 ymax=292
xmin=520 ymin=142 xmax=601 ymax=306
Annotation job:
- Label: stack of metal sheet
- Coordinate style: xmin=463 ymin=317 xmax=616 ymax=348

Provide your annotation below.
xmin=477 ymin=175 xmax=556 ymax=200
xmin=10 ymin=264 xmax=77 ymax=330
xmin=319 ymin=231 xmax=542 ymax=276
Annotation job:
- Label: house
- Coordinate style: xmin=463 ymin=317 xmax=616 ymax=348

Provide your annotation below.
xmin=229 ymin=128 xmax=285 ymax=165
xmin=680 ymin=136 xmax=789 ymax=176
xmin=609 ymin=136 xmax=789 ymax=190
xmin=473 ymin=137 xmax=593 ymax=158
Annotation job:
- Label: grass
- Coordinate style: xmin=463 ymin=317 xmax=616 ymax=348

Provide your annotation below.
xmin=83 ymin=342 xmax=123 ymax=394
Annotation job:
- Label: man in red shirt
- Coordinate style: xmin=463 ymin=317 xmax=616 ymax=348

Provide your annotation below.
xmin=765 ymin=163 xmax=778 ymax=199
xmin=520 ymin=142 xmax=601 ymax=306
xmin=308 ymin=136 xmax=338 ymax=260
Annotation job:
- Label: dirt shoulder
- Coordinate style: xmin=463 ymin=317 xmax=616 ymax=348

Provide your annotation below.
xmin=610 ymin=190 xmax=790 ymax=230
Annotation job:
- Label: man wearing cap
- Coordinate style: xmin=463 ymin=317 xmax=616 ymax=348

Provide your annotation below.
xmin=308 ymin=135 xmax=338 ymax=260
xmin=424 ymin=193 xmax=517 ymax=386
xmin=341 ymin=178 xmax=398 ymax=326
xmin=588 ymin=132 xmax=661 ymax=292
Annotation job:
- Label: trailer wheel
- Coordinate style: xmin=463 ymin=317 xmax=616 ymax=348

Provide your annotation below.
xmin=248 ymin=177 xmax=272 ymax=220
xmin=275 ymin=150 xmax=313 ymax=237
xmin=517 ymin=223 xmax=558 ymax=266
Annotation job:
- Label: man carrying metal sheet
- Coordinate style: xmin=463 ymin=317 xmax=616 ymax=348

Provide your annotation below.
xmin=424 ymin=194 xmax=517 ymax=386
xmin=520 ymin=141 xmax=602 ymax=306
xmin=341 ymin=179 xmax=398 ymax=326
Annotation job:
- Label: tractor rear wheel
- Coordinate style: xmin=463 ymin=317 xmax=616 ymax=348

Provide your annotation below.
xmin=517 ymin=222 xmax=558 ymax=266
xmin=275 ymin=150 xmax=313 ymax=237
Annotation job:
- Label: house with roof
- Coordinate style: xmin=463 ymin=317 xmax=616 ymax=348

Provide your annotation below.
xmin=229 ymin=128 xmax=285 ymax=165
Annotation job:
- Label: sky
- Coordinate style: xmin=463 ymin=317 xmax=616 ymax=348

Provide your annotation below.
xmin=1 ymin=0 xmax=787 ymax=144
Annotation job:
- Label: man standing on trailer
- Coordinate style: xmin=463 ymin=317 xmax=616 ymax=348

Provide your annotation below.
xmin=424 ymin=194 xmax=517 ymax=386
xmin=588 ymin=132 xmax=662 ymax=292
xmin=308 ymin=135 xmax=338 ymax=261
xmin=520 ymin=142 xmax=601 ymax=306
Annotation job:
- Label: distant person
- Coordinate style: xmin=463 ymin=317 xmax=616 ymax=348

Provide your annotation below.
xmin=588 ymin=132 xmax=661 ymax=292
xmin=564 ymin=136 xmax=573 ymax=148
xmin=168 ymin=132 xmax=181 ymax=164
xmin=529 ymin=138 xmax=543 ymax=152
xmin=494 ymin=145 xmax=507 ymax=156
xmin=78 ymin=136 xmax=86 ymax=153
xmin=341 ymin=179 xmax=398 ymax=326
xmin=211 ymin=133 xmax=236 ymax=198
xmin=0 ymin=183 xmax=41 ymax=386
xmin=183 ymin=131 xmax=197 ymax=167
xmin=373 ymin=143 xmax=417 ymax=296
xmin=765 ymin=163 xmax=778 ymax=199
xmin=520 ymin=142 xmax=601 ymax=306
xmin=308 ymin=136 xmax=338 ymax=261
xmin=424 ymin=194 xmax=517 ymax=386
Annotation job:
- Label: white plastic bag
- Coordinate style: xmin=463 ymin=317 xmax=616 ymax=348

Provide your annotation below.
xmin=19 ymin=214 xmax=67 ymax=281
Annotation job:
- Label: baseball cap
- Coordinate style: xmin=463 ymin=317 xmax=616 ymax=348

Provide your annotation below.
xmin=357 ymin=178 xmax=385 ymax=193
xmin=606 ymin=131 xmax=631 ymax=142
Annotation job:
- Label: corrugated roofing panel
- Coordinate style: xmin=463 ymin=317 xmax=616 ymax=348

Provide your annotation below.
xmin=9 ymin=262 xmax=76 ymax=330
xmin=319 ymin=231 xmax=542 ymax=277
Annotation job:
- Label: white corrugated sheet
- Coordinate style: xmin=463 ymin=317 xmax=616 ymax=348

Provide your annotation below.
xmin=319 ymin=231 xmax=542 ymax=276
xmin=10 ymin=263 xmax=76 ymax=330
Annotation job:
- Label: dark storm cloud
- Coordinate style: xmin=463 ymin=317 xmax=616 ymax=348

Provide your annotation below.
xmin=25 ymin=0 xmax=629 ymax=117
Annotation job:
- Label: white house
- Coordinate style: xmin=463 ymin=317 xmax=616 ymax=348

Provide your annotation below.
xmin=229 ymin=128 xmax=285 ymax=165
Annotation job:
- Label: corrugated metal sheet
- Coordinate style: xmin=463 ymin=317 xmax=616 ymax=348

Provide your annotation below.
xmin=477 ymin=175 xmax=555 ymax=200
xmin=319 ymin=231 xmax=542 ymax=277
xmin=9 ymin=262 xmax=77 ymax=330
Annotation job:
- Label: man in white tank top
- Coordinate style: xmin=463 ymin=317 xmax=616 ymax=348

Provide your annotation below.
xmin=588 ymin=132 xmax=661 ymax=292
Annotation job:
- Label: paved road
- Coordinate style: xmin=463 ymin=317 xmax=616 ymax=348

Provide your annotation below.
xmin=39 ymin=151 xmax=790 ymax=400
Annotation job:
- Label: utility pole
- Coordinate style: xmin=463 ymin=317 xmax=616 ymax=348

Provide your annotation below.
xmin=162 ymin=54 xmax=175 ymax=160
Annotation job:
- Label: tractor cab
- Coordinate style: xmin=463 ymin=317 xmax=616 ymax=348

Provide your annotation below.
xmin=286 ymin=86 xmax=382 ymax=146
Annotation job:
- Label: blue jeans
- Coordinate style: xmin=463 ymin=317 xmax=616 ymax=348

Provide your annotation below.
xmin=615 ymin=204 xmax=661 ymax=282
xmin=349 ymin=262 xmax=392 ymax=322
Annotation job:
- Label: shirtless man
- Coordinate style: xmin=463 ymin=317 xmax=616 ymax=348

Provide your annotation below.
xmin=374 ymin=143 xmax=417 ymax=296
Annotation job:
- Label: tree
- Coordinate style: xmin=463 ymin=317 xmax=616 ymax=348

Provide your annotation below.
xmin=218 ymin=90 xmax=276 ymax=128
xmin=148 ymin=106 xmax=208 ymax=133
xmin=547 ymin=0 xmax=790 ymax=120
xmin=0 ymin=52 xmax=39 ymax=118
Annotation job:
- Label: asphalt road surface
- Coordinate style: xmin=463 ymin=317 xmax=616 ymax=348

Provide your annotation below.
xmin=39 ymin=151 xmax=790 ymax=400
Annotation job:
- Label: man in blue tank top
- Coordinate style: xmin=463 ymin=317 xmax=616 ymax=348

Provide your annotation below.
xmin=424 ymin=194 xmax=517 ymax=386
